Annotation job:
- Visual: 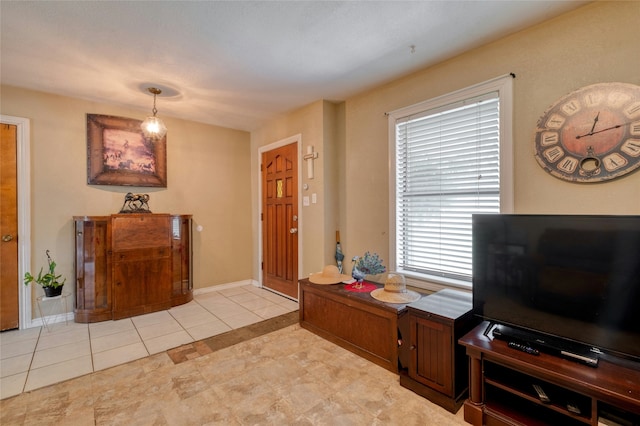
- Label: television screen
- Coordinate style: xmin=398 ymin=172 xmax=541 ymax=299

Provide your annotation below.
xmin=472 ymin=214 xmax=640 ymax=362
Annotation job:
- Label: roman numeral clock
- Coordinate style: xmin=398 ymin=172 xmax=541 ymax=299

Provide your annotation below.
xmin=534 ymin=82 xmax=640 ymax=182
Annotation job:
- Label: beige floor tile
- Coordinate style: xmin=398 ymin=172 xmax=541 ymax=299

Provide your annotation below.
xmin=185 ymin=319 xmax=232 ymax=341
xmin=130 ymin=310 xmax=174 ymax=328
xmin=0 ymin=338 xmax=38 ymax=360
xmin=168 ymin=300 xmax=207 ymax=318
xmin=193 ymin=290 xmax=228 ymax=301
xmin=2 ymin=285 xmax=298 ymax=403
xmin=278 ymin=299 xmax=300 ymax=311
xmin=172 ymin=310 xmax=218 ymax=329
xmin=217 ymin=286 xmax=249 ymax=297
xmin=196 ymin=295 xmax=237 ymax=307
xmin=205 ymin=303 xmax=252 ymax=319
xmin=136 ymin=318 xmax=183 ymax=340
xmin=221 ymin=311 xmax=263 ymax=329
xmin=0 ymin=372 xmax=27 ymax=399
xmin=1 ymin=325 xmax=466 ymax=425
xmin=90 ymin=328 xmax=142 ymax=353
xmin=36 ymin=324 xmax=89 ymax=350
xmin=228 ymin=291 xmax=261 ymax=303
xmin=31 ymin=339 xmax=91 ymax=369
xmin=242 ymin=285 xmax=265 ymax=294
xmin=88 ymin=318 xmax=135 ymax=339
xmin=253 ymin=303 xmax=290 ymax=319
xmin=92 ymin=342 xmax=149 ymax=371
xmin=23 ymin=373 xmax=96 ymax=425
xmin=260 ymin=289 xmax=295 ymax=303
xmin=143 ymin=330 xmax=193 ymax=354
xmin=24 ymin=355 xmax=93 ymax=392
xmin=0 ymin=326 xmax=41 ymax=345
xmin=0 ymin=352 xmax=33 ymax=378
xmin=40 ymin=320 xmax=87 ymax=335
xmin=237 ymin=297 xmax=276 ymax=311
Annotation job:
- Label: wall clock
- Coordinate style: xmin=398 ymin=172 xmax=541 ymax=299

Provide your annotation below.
xmin=534 ymin=82 xmax=640 ymax=183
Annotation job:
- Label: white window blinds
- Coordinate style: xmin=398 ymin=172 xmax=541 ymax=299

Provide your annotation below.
xmin=394 ymin=92 xmax=500 ymax=282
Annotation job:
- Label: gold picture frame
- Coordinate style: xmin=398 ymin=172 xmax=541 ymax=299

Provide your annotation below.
xmin=87 ymin=114 xmax=167 ymax=187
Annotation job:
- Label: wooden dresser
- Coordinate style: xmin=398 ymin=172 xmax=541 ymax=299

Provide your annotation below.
xmin=73 ymin=213 xmax=193 ymax=322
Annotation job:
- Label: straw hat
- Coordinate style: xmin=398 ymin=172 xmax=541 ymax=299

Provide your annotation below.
xmin=370 ymin=273 xmax=421 ymax=303
xmin=309 ymin=265 xmax=352 ymax=285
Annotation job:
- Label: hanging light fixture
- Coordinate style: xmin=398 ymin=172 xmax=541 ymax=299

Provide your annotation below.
xmin=141 ymin=87 xmax=167 ymax=140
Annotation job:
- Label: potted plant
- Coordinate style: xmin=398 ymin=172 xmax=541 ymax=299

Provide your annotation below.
xmin=24 ymin=249 xmax=67 ymax=297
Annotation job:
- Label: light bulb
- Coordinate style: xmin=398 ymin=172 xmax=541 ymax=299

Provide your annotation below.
xmin=141 ymin=116 xmax=167 ymax=140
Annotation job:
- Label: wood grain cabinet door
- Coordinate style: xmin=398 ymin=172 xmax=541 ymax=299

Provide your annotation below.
xmin=112 ymin=257 xmax=147 ymax=318
xmin=112 ymin=250 xmax=171 ymax=319
xmin=171 ymin=215 xmax=192 ymax=299
xmin=409 ymin=315 xmax=454 ymax=396
xmin=111 ymin=214 xmax=172 ymax=319
xmin=74 ymin=217 xmax=112 ymax=323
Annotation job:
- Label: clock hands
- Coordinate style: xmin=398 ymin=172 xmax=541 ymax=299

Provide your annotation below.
xmin=576 ymin=120 xmax=627 ymax=139
xmin=575 ymin=112 xmax=600 ymax=139
xmin=589 ymin=112 xmax=599 ymax=134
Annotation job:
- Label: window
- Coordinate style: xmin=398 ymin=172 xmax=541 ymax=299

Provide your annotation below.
xmin=389 ymin=75 xmax=513 ymax=290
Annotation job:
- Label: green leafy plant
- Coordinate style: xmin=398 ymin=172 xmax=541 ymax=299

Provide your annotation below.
xmin=24 ymin=250 xmax=66 ymax=289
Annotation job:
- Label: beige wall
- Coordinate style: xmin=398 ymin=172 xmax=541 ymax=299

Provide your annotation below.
xmin=1 ymin=86 xmax=253 ymax=317
xmin=250 ymin=100 xmax=344 ymax=279
xmin=341 ymin=1 xmax=640 ymax=278
xmin=253 ymin=2 xmax=640 ymax=284
xmin=3 ymin=2 xmax=639 ymax=320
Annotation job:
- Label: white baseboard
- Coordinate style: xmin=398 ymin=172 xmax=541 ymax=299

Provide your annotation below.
xmin=30 ymin=312 xmax=75 ymax=329
xmin=193 ymin=279 xmax=260 ymax=295
xmin=25 ymin=280 xmax=263 ymax=329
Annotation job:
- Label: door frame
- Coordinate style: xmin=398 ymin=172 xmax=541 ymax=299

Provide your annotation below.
xmin=257 ymin=134 xmax=302 ymax=290
xmin=1 ymin=115 xmax=32 ymax=329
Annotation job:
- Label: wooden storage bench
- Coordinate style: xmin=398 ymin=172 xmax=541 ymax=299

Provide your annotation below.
xmin=299 ymin=278 xmax=415 ymax=373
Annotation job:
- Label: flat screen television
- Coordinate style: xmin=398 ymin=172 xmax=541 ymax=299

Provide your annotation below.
xmin=472 ymin=214 xmax=640 ymax=365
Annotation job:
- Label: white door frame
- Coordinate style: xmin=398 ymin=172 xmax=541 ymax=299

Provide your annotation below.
xmin=257 ymin=134 xmax=303 ymax=288
xmin=1 ymin=115 xmax=32 ymax=329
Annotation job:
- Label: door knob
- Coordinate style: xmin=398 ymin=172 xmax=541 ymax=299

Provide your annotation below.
xmin=2 ymin=234 xmax=14 ymax=242
xmin=290 ymin=228 xmax=298 ymax=234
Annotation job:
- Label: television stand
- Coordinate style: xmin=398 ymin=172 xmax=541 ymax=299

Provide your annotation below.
xmin=459 ymin=321 xmax=640 ymax=426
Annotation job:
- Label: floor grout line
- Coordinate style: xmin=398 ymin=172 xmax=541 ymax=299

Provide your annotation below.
xmin=1 ymin=285 xmax=298 ymax=399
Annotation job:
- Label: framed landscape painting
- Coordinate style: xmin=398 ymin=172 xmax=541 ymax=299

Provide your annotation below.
xmin=86 ymin=114 xmax=167 ymax=187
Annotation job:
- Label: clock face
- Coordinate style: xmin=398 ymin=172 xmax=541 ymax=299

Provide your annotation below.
xmin=534 ymin=82 xmax=640 ymax=182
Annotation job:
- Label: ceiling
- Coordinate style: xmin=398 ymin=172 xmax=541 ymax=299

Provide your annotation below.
xmin=1 ymin=1 xmax=588 ymax=132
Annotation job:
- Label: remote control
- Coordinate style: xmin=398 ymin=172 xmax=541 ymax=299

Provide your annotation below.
xmin=532 ymin=384 xmax=551 ymax=403
xmin=567 ymin=403 xmax=581 ymax=415
xmin=508 ymin=341 xmax=540 ymax=355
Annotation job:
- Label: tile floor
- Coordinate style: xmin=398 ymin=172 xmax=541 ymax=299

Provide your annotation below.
xmin=0 ymin=284 xmax=298 ymax=400
xmin=1 ymin=323 xmax=467 ymax=425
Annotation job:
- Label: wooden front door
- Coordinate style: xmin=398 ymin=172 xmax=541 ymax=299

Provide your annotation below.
xmin=262 ymin=142 xmax=299 ymax=299
xmin=1 ymin=124 xmax=19 ymax=331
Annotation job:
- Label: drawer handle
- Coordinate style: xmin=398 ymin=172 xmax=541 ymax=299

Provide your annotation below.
xmin=409 ymin=345 xmax=416 ymax=351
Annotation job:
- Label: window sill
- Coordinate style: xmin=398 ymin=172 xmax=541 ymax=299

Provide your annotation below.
xmin=399 ymin=270 xmax=472 ymax=294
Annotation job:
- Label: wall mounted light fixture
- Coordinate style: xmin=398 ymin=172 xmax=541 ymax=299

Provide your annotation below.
xmin=141 ymin=87 xmax=167 ymax=140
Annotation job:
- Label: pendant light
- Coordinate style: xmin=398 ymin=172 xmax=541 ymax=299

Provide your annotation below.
xmin=141 ymin=87 xmax=167 ymax=140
